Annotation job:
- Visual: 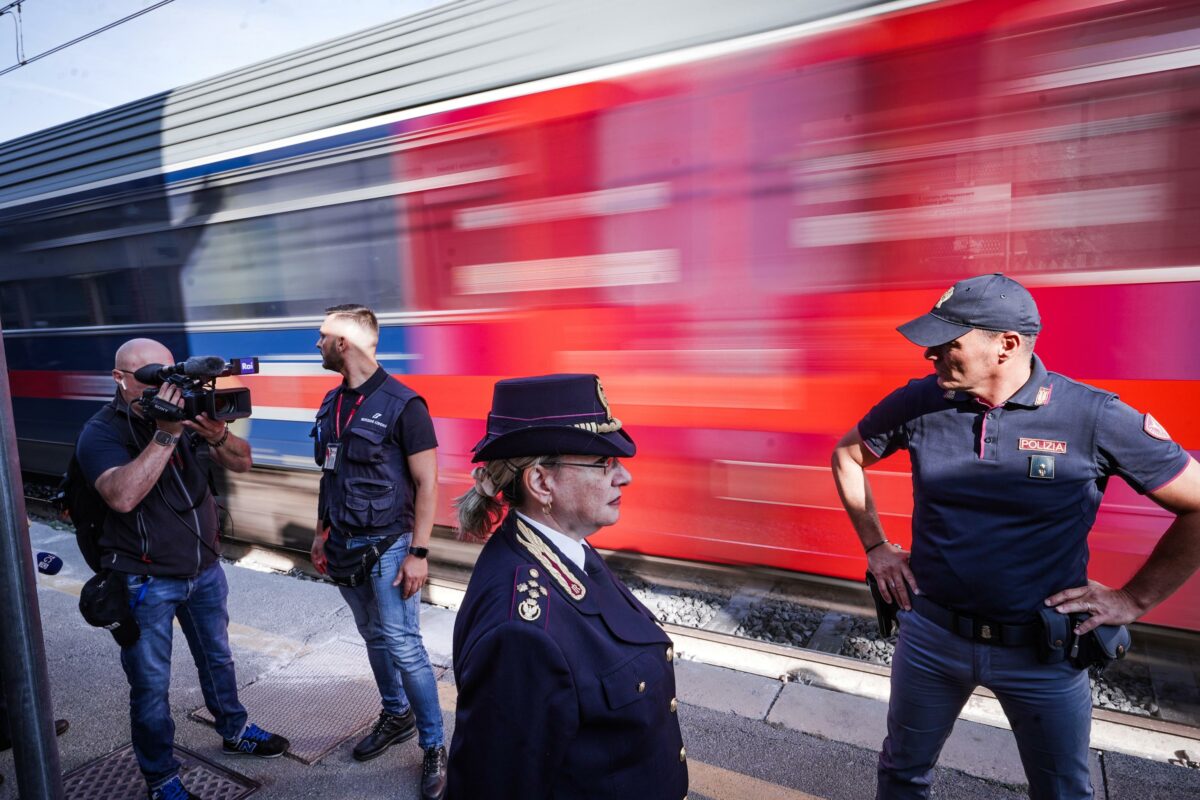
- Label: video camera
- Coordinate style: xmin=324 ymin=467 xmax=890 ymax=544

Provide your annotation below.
xmin=134 ymin=356 xmax=259 ymax=422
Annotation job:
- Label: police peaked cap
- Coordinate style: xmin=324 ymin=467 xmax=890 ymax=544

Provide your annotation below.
xmin=471 ymin=374 xmax=636 ymax=462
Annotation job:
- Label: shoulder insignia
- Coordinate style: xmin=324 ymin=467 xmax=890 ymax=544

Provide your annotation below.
xmin=1034 ymin=386 xmax=1053 ymax=406
xmin=515 ymin=518 xmax=587 ymax=602
xmin=1144 ymin=413 xmax=1171 ymax=441
xmin=511 ymin=565 xmax=549 ymax=625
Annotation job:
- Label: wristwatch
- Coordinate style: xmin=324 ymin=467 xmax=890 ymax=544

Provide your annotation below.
xmin=408 ymin=546 xmax=429 ymax=559
xmin=153 ymin=429 xmax=179 ymax=447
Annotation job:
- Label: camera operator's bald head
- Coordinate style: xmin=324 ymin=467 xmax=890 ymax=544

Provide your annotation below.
xmin=113 ymin=338 xmax=175 ymax=405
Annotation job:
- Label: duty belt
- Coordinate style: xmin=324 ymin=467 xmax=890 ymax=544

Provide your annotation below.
xmin=912 ymin=595 xmax=1038 ymax=646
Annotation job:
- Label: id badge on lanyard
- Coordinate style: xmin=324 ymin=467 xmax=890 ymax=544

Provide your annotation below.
xmin=323 ymin=443 xmax=340 ymax=472
xmin=325 ymin=390 xmax=364 ymax=472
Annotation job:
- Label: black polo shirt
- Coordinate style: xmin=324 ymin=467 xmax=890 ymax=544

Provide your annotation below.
xmin=858 ymin=355 xmax=1190 ymax=623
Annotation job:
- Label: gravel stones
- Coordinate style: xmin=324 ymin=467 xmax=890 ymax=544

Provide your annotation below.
xmin=619 ymin=572 xmax=725 ymax=628
xmin=734 ymin=598 xmax=825 ymax=649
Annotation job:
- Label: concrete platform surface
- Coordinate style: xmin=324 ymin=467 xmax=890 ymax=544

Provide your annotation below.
xmin=2 ymin=519 xmax=1199 ymax=799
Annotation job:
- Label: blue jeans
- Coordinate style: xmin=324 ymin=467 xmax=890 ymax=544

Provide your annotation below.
xmin=335 ymin=532 xmax=443 ymax=749
xmin=121 ymin=563 xmax=247 ymax=788
xmin=879 ymin=607 xmax=1093 ymax=800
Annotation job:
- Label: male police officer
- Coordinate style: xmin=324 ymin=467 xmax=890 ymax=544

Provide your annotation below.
xmin=77 ymin=338 xmax=288 ymax=800
xmin=831 ymin=274 xmax=1200 ymax=799
xmin=310 ymin=305 xmax=446 ymax=799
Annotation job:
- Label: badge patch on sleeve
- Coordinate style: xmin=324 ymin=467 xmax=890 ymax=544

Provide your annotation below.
xmin=1143 ymin=414 xmax=1171 ymax=441
xmin=1029 ymin=455 xmax=1055 ymax=480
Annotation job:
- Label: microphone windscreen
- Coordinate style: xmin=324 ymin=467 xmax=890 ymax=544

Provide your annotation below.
xmin=183 ymin=356 xmax=227 ymax=377
xmin=132 ymin=364 xmax=167 ymax=384
xmin=36 ymin=552 xmax=64 ymax=575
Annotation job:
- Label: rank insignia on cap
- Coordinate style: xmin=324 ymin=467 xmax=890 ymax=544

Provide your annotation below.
xmin=1029 ymin=455 xmax=1055 ymax=480
xmin=1144 ymin=414 xmax=1171 ymax=441
xmin=936 ymin=286 xmax=954 ymax=308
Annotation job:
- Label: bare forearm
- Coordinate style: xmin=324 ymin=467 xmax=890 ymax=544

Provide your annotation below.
xmin=831 ymin=447 xmax=888 ymax=550
xmin=96 ymin=445 xmax=172 ymax=513
xmin=209 ymin=433 xmax=251 ymax=472
xmin=1121 ymin=510 xmax=1200 ymax=616
xmin=410 ymin=482 xmax=437 ymax=548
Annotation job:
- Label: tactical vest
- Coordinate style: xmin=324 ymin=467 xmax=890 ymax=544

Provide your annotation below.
xmin=312 ymin=377 xmax=421 ymax=536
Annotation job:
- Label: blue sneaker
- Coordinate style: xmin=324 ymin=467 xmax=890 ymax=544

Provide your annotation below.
xmin=148 ymin=776 xmax=198 ymax=800
xmin=222 ymin=723 xmax=290 ymax=758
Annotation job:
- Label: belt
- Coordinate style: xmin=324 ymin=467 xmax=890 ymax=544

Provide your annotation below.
xmin=912 ymin=595 xmax=1038 ymax=647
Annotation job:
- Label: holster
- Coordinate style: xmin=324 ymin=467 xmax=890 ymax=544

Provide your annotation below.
xmin=1037 ymin=607 xmax=1130 ymax=671
xmin=866 ymin=572 xmax=899 ymax=638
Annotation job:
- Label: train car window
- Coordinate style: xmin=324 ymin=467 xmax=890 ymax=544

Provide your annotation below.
xmin=180 ymin=196 xmax=403 ymax=320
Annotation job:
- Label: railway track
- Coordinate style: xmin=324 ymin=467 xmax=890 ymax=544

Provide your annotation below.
xmin=23 ymin=482 xmax=1200 ymax=757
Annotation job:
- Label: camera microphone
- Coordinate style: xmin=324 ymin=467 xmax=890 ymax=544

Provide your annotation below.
xmin=132 ymin=356 xmax=228 ymax=384
xmin=36 ymin=552 xmax=64 ymax=576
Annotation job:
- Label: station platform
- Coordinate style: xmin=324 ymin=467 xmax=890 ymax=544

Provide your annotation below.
xmin=3 ymin=519 xmax=1199 ymax=800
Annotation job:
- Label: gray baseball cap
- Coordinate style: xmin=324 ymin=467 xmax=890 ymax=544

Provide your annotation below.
xmin=897 ymin=273 xmax=1041 ymax=347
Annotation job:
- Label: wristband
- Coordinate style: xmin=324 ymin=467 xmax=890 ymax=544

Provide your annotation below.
xmin=210 ymin=426 xmax=230 ymax=449
xmin=864 ymin=539 xmax=889 ymax=555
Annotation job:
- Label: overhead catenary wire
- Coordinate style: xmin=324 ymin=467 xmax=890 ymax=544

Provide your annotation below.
xmin=0 ymin=0 xmax=176 ymax=78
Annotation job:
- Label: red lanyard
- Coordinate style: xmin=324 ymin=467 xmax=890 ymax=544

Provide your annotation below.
xmin=334 ymin=391 xmax=365 ymax=440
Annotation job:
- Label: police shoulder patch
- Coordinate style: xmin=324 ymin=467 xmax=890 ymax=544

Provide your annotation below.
xmin=1144 ymin=413 xmax=1171 ymax=441
xmin=511 ymin=565 xmax=549 ymax=627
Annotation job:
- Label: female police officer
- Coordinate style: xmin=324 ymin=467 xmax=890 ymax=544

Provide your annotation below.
xmin=446 ymin=374 xmax=688 ymax=800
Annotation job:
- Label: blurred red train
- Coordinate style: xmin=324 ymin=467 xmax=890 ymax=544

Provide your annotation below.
xmin=3 ymin=0 xmax=1199 ymax=628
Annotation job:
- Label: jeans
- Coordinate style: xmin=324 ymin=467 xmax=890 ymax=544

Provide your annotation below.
xmin=335 ymin=531 xmax=444 ymax=749
xmin=878 ymin=607 xmax=1093 ymax=800
xmin=120 ymin=563 xmax=247 ymax=788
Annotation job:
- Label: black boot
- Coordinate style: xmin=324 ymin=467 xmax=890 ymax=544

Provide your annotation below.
xmin=421 ymin=745 xmax=447 ymax=800
xmin=352 ymin=708 xmax=416 ymax=762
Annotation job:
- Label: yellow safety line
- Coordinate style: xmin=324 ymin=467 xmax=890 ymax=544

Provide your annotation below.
xmin=38 ymin=574 xmax=307 ymax=661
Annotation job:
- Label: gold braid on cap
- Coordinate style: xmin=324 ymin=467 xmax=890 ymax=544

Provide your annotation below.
xmin=572 ymin=417 xmax=622 ymax=434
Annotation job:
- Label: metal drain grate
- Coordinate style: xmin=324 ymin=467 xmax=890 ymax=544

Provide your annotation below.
xmin=63 ymin=743 xmax=258 ymax=800
xmin=191 ymin=638 xmax=391 ymax=764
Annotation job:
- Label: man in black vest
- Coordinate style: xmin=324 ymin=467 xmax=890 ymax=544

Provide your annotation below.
xmin=310 ymin=305 xmax=446 ymax=800
xmin=76 ymin=338 xmax=288 ymax=800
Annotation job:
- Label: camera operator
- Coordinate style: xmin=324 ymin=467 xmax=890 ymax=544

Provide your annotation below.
xmin=75 ymin=338 xmax=288 ymax=800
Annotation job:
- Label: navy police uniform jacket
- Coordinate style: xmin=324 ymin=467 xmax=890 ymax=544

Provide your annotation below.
xmin=447 ymin=514 xmax=688 ymax=800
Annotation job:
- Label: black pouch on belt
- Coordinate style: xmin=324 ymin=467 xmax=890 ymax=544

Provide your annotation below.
xmin=324 ymin=534 xmax=400 ymax=588
xmin=1036 ymin=607 xmax=1070 ymax=664
xmin=865 ymin=572 xmax=899 ymax=638
xmin=1038 ymin=608 xmax=1131 ymax=670
xmin=1067 ymin=613 xmax=1131 ymax=673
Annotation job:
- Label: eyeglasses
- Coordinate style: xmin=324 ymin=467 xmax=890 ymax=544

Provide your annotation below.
xmin=549 ymin=457 xmax=620 ymax=473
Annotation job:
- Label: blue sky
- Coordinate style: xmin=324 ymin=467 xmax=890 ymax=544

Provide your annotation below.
xmin=0 ymin=0 xmax=445 ymax=143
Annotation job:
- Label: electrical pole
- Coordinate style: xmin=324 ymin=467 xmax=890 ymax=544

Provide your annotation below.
xmin=0 ymin=317 xmax=64 ymax=799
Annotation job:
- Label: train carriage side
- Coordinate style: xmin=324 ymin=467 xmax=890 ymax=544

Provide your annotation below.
xmin=3 ymin=0 xmax=1200 ymax=630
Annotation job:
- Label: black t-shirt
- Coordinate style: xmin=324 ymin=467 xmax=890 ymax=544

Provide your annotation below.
xmin=337 ymin=367 xmax=437 ymax=455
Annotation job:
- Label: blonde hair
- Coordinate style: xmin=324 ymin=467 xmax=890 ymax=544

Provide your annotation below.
xmin=454 ymin=456 xmax=556 ymax=542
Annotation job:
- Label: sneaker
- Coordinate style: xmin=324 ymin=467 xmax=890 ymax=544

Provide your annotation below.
xmin=148 ymin=776 xmax=199 ymax=800
xmin=421 ymin=745 xmax=447 ymax=800
xmin=353 ymin=708 xmax=417 ymax=761
xmin=222 ymin=723 xmax=289 ymax=758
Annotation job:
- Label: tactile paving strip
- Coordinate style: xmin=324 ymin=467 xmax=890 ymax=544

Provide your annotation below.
xmin=191 ymin=638 xmax=387 ymax=765
xmin=63 ymin=743 xmax=257 ymax=800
